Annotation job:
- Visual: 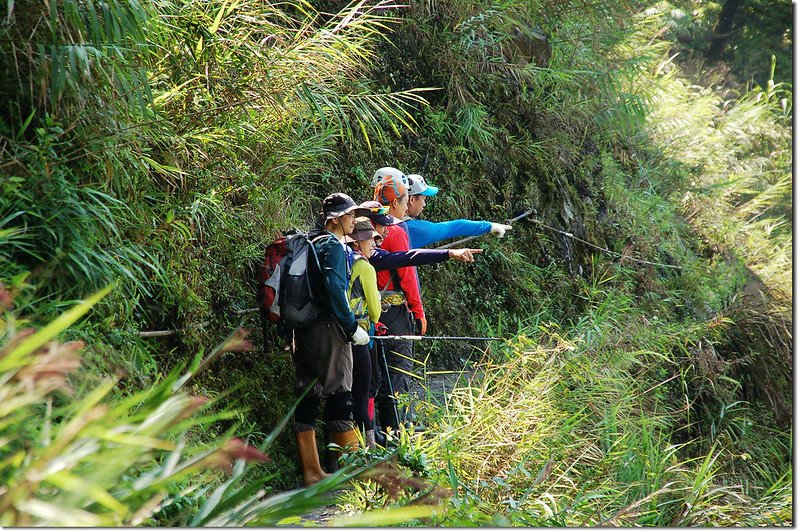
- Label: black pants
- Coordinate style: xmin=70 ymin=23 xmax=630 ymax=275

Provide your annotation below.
xmin=375 ymin=304 xmax=415 ymax=432
xmin=369 ymin=345 xmax=381 ymax=402
xmin=351 ymin=343 xmax=372 ymax=431
xmin=353 ymin=342 xmax=386 ymax=432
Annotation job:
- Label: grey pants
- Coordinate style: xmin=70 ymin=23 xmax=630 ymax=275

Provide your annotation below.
xmin=292 ymin=319 xmax=353 ymax=397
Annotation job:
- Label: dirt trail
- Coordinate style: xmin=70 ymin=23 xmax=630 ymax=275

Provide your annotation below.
xmin=409 ymin=367 xmax=471 ymax=405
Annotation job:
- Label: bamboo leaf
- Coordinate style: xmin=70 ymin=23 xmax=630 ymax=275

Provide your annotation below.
xmin=1 ymin=285 xmax=113 ymax=372
xmin=15 ymin=499 xmax=104 ymax=526
xmin=45 ymin=470 xmax=129 ymax=515
xmin=329 ymin=504 xmax=440 ymax=526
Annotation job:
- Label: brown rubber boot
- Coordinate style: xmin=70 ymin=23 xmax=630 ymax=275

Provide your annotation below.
xmin=328 ymin=429 xmax=360 ymax=470
xmin=296 ymin=430 xmax=329 ymax=487
xmin=331 ymin=428 xmax=360 ymax=452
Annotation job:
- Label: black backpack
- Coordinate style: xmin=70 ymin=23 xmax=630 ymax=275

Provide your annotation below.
xmin=256 ymin=230 xmax=328 ymax=330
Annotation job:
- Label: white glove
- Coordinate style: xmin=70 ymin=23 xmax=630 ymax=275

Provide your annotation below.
xmin=351 ymin=326 xmax=370 ymax=346
xmin=490 ymin=223 xmax=513 ymax=237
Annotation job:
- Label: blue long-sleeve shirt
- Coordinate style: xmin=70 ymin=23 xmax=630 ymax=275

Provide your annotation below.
xmin=405 ymin=218 xmax=492 ymax=248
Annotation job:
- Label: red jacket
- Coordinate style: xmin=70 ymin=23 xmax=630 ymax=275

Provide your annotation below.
xmin=376 ymin=224 xmax=425 ymax=321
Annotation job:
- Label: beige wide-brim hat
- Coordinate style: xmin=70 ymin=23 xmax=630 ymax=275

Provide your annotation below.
xmin=345 ymin=216 xmax=382 ymax=243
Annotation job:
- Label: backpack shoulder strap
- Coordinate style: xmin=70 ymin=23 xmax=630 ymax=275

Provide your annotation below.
xmin=380 ymin=268 xmax=403 ymax=297
xmin=380 ymin=276 xmax=392 ymax=294
xmin=344 ymin=245 xmax=356 ymax=281
xmin=310 ymin=233 xmax=331 ymax=244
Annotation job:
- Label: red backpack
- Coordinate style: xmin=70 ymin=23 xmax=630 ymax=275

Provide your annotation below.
xmin=256 ymin=236 xmax=290 ymax=324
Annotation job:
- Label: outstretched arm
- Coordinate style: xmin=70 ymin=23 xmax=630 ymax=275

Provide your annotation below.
xmin=406 ymin=218 xmax=492 ymax=248
xmin=369 ymin=248 xmax=449 ymax=271
xmin=369 ymin=247 xmax=483 ymax=270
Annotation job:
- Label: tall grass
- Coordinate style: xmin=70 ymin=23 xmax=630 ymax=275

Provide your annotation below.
xmin=0 ymin=284 xmax=360 ymax=525
xmin=0 ymin=0 xmax=791 ymax=526
xmin=599 ymin=3 xmax=792 ymax=424
xmin=348 ymin=274 xmax=792 ymax=526
xmin=1 ymin=0 xmax=432 ymax=331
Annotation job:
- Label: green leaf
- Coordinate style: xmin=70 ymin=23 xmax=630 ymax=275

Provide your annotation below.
xmin=276 ymin=515 xmax=303 ymax=525
xmin=15 ymin=499 xmax=104 ymax=526
xmin=1 ymin=284 xmax=113 ymax=372
xmin=45 ymin=470 xmax=129 ymax=515
xmin=329 ymin=504 xmax=440 ymax=527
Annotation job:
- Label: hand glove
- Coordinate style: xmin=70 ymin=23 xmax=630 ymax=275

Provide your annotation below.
xmin=352 ymin=326 xmax=370 ymax=346
xmin=414 ymin=316 xmax=427 ymax=336
xmin=490 ymin=223 xmax=513 ymax=237
xmin=374 ymin=322 xmax=388 ymax=336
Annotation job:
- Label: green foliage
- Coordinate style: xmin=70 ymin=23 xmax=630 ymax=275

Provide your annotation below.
xmin=0 ymin=0 xmax=791 ymax=526
xmin=0 ymin=134 xmax=164 ymax=311
xmin=0 ymin=287 xmax=355 ymax=526
xmin=667 ymin=0 xmax=792 ymax=87
xmin=621 ymin=3 xmax=792 ymax=423
xmin=1 ymin=0 xmax=434 ymax=333
xmin=342 ymin=288 xmax=791 ymax=526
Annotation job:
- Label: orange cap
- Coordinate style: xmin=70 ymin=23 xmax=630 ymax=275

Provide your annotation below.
xmin=373 ymin=175 xmax=408 ymax=204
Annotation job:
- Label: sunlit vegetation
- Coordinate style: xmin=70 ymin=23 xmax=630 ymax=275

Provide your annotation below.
xmin=0 ymin=0 xmax=790 ymax=525
xmin=0 ymin=286 xmax=355 ymax=526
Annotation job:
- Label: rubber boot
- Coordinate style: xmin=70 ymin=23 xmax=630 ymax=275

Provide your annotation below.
xmin=328 ymin=429 xmax=360 ymax=471
xmin=331 ymin=428 xmax=360 ymax=452
xmin=374 ymin=428 xmax=387 ymax=447
xmin=376 ymin=396 xmax=400 ymax=435
xmin=296 ymin=430 xmax=329 ymax=487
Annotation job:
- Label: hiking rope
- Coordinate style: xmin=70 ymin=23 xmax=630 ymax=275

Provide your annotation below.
xmin=135 ymin=307 xmax=255 ymax=337
xmin=529 ymin=218 xmax=682 ymax=270
xmin=136 ymin=321 xmax=212 ymax=338
xmin=436 ymin=208 xmax=682 ymax=270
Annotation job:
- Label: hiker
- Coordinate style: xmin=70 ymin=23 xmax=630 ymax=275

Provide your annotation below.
xmin=405 ymin=173 xmax=513 ymax=248
xmin=369 ymin=167 xmax=513 ymax=436
xmin=345 ymin=213 xmax=481 ymax=446
xmin=370 ymin=167 xmax=513 ymax=248
xmin=292 ymin=193 xmax=370 ymax=487
xmin=369 ymin=171 xmax=427 ymax=435
xmin=344 ymin=218 xmax=383 ymax=449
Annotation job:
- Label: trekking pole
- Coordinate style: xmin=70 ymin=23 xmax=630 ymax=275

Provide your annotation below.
xmin=370 ymin=335 xmax=504 ymax=341
xmin=376 ymin=339 xmax=401 ymax=431
xmin=436 ymin=208 xmax=536 ymax=249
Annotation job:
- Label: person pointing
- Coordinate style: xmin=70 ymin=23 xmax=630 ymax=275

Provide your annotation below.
xmin=370 ymin=167 xmax=513 ymax=249
xmin=405 ymin=172 xmax=513 ymax=248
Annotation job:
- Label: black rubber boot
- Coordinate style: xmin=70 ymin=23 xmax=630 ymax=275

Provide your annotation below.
xmin=374 ymin=427 xmax=387 ymax=447
xmin=376 ymin=396 xmax=400 ymax=435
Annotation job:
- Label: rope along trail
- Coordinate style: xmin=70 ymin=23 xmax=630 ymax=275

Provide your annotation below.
xmin=437 ymin=208 xmax=682 ymax=270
